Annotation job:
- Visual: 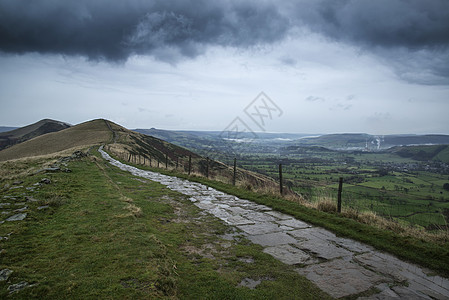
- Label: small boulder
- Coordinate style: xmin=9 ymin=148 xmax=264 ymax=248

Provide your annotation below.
xmin=25 ymin=196 xmax=38 ymax=202
xmin=14 ymin=206 xmax=27 ymax=213
xmin=0 ymin=269 xmax=13 ymax=281
xmin=40 ymin=178 xmax=51 ymax=184
xmin=7 ymin=281 xmax=31 ymax=294
xmin=6 ymin=213 xmax=27 ymax=221
xmin=71 ymin=150 xmax=87 ymax=159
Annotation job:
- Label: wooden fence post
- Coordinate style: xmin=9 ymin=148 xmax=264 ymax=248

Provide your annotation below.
xmin=206 ymin=157 xmax=209 ymax=178
xmin=279 ymin=163 xmax=283 ymax=195
xmin=176 ymin=156 xmax=179 ymax=169
xmin=337 ymin=177 xmax=343 ymax=213
xmin=188 ymin=155 xmax=191 ymax=175
xmin=233 ymin=157 xmax=237 ymax=186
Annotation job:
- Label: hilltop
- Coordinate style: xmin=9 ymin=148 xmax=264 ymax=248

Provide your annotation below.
xmin=0 ymin=119 xmax=277 ymax=190
xmin=0 ymin=119 xmax=70 ymax=151
xmin=0 ymin=119 xmax=112 ymax=161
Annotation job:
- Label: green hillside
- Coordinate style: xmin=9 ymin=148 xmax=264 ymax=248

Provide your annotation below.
xmin=392 ymin=145 xmax=449 ymax=163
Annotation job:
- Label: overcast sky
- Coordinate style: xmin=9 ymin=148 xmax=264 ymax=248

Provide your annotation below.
xmin=1 ymin=0 xmax=448 ymax=135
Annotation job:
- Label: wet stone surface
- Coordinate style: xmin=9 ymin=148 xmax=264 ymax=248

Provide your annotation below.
xmin=100 ymin=148 xmax=449 ymax=299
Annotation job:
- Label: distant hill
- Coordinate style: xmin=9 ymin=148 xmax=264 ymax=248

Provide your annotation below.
xmin=0 ymin=126 xmax=18 ymax=133
xmin=0 ymin=119 xmax=71 ymax=150
xmin=134 ymin=128 xmax=313 ymax=158
xmin=296 ymin=134 xmax=449 ymax=150
xmin=389 ymin=145 xmax=449 ymax=163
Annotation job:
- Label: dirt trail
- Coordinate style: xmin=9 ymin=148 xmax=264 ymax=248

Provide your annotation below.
xmin=100 ymin=147 xmax=449 ymax=299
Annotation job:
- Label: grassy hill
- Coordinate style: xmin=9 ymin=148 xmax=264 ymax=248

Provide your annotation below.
xmin=0 ymin=119 xmax=112 ymax=161
xmin=0 ymin=119 xmax=278 ymax=191
xmin=0 ymin=119 xmax=70 ymax=151
xmin=391 ymin=145 xmax=449 ymax=163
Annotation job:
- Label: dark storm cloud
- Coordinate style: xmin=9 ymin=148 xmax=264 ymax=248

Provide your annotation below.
xmin=1 ymin=0 xmax=449 ymax=84
xmin=289 ymin=0 xmax=449 ymax=83
xmin=0 ymin=0 xmax=289 ymax=62
xmin=292 ymin=0 xmax=449 ymax=49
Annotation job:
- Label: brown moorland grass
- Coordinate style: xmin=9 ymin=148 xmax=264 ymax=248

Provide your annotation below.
xmin=0 ymin=119 xmax=114 ymax=161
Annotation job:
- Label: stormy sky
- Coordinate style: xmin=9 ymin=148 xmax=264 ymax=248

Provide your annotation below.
xmin=1 ymin=0 xmax=448 ymax=134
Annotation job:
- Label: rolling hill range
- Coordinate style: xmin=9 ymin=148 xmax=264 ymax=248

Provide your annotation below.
xmin=295 ymin=133 xmax=449 ymax=150
xmin=0 ymin=126 xmax=18 ymax=133
xmin=0 ymin=119 xmax=276 ymax=189
xmin=135 ymin=129 xmax=449 ymax=153
xmin=0 ymin=119 xmax=70 ymax=151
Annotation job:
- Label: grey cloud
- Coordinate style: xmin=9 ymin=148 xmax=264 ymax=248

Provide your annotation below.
xmin=291 ymin=0 xmax=449 ymax=49
xmin=289 ymin=0 xmax=449 ymax=84
xmin=1 ymin=0 xmax=448 ymax=85
xmin=279 ymin=56 xmax=297 ymax=66
xmin=0 ymin=0 xmax=289 ymax=62
xmin=305 ymin=96 xmax=325 ymax=102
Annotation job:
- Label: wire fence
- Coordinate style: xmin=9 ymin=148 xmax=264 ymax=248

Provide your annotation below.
xmin=104 ymin=145 xmax=448 ymax=230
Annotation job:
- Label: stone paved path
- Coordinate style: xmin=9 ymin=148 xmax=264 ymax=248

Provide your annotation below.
xmin=100 ymin=148 xmax=449 ymax=299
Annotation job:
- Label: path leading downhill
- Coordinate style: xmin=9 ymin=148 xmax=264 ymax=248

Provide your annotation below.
xmin=100 ymin=148 xmax=449 ymax=299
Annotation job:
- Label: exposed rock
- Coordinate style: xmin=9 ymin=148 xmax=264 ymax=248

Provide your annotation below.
xmin=0 ymin=268 xmax=13 ymax=281
xmin=12 ymin=180 xmax=23 ymax=185
xmin=239 ymin=278 xmax=261 ymax=289
xmin=14 ymin=206 xmax=27 ymax=213
xmin=37 ymin=205 xmax=49 ymax=210
xmin=46 ymin=167 xmax=60 ymax=172
xmin=5 ymin=213 xmax=27 ymax=221
xmin=25 ymin=196 xmax=38 ymax=202
xmin=0 ymin=203 xmax=11 ymax=208
xmin=9 ymin=186 xmax=23 ymax=190
xmin=7 ymin=281 xmax=34 ymax=294
xmin=34 ymin=167 xmax=59 ymax=174
xmin=40 ymin=178 xmax=51 ymax=184
xmin=70 ymin=150 xmax=87 ymax=159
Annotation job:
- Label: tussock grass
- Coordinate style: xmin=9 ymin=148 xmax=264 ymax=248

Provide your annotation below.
xmin=123 ymin=203 xmax=144 ymax=218
xmin=307 ymin=197 xmax=449 ymax=244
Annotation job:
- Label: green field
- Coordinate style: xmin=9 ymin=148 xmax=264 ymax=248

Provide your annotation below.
xmin=235 ymin=150 xmax=449 ymax=230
